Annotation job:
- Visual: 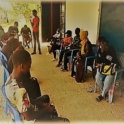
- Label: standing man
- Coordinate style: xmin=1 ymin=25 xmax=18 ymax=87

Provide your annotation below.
xmin=30 ymin=9 xmax=41 ymax=55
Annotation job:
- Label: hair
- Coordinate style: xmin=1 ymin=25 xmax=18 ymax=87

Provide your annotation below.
xmin=1 ymin=32 xmax=9 ymax=41
xmin=14 ymin=21 xmax=18 ymax=26
xmin=98 ymin=36 xmax=109 ymax=43
xmin=12 ymin=50 xmax=31 ymax=66
xmin=32 ymin=9 xmax=37 ymax=13
xmin=75 ymin=27 xmax=80 ymax=34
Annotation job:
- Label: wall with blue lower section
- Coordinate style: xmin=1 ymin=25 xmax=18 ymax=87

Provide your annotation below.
xmin=99 ymin=2 xmax=124 ymax=52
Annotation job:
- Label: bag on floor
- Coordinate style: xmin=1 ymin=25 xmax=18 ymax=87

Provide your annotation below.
xmin=75 ymin=56 xmax=85 ymax=82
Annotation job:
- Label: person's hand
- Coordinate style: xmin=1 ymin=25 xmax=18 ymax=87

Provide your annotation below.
xmin=96 ymin=63 xmax=101 ymax=68
xmin=45 ymin=104 xmax=55 ymax=114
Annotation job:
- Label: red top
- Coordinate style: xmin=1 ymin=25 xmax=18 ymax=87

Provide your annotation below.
xmin=32 ymin=16 xmax=39 ymax=32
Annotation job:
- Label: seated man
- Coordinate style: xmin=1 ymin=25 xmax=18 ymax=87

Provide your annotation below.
xmin=1 ymin=32 xmax=18 ymax=60
xmin=56 ymin=30 xmax=73 ymax=69
xmin=21 ymin=25 xmax=32 ymax=48
xmin=8 ymin=21 xmax=19 ymax=39
xmin=61 ymin=27 xmax=81 ymax=71
xmin=5 ymin=49 xmax=70 ymax=123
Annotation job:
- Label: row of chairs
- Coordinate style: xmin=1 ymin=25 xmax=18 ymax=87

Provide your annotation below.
xmin=0 ymin=51 xmax=22 ymax=123
xmin=65 ymin=45 xmax=124 ymax=103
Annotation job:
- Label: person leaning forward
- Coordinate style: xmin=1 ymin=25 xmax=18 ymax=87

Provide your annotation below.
xmin=5 ymin=49 xmax=70 ymax=123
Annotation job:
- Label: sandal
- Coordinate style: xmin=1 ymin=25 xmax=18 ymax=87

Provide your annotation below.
xmin=96 ymin=95 xmax=104 ymax=102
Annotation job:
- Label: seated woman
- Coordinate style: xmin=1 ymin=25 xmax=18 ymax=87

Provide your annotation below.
xmin=95 ymin=36 xmax=120 ymax=102
xmin=71 ymin=30 xmax=93 ymax=82
xmin=56 ymin=30 xmax=73 ymax=67
xmin=49 ymin=28 xmax=62 ymax=61
xmin=61 ymin=27 xmax=81 ymax=71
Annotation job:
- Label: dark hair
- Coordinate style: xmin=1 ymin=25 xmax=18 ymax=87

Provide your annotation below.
xmin=65 ymin=30 xmax=72 ymax=36
xmin=14 ymin=21 xmax=18 ymax=26
xmin=32 ymin=9 xmax=37 ymax=13
xmin=98 ymin=36 xmax=109 ymax=43
xmin=75 ymin=27 xmax=80 ymax=34
xmin=1 ymin=32 xmax=9 ymax=41
xmin=12 ymin=50 xmax=31 ymax=66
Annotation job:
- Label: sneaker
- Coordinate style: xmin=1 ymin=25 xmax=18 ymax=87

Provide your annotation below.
xmin=39 ymin=51 xmax=42 ymax=54
xmin=60 ymin=68 xmax=68 ymax=72
xmin=46 ymin=52 xmax=51 ymax=55
xmin=56 ymin=63 xmax=61 ymax=67
xmin=31 ymin=52 xmax=36 ymax=55
xmin=51 ymin=58 xmax=57 ymax=61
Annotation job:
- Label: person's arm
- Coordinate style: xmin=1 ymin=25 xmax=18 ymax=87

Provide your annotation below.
xmin=22 ymin=104 xmax=55 ymax=121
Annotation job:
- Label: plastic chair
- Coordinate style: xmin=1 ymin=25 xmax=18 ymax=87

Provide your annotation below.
xmin=2 ymin=65 xmax=10 ymax=115
xmin=67 ymin=49 xmax=80 ymax=70
xmin=84 ymin=44 xmax=98 ymax=79
xmin=1 ymin=84 xmax=22 ymax=123
xmin=94 ymin=52 xmax=124 ymax=103
xmin=0 ymin=51 xmax=8 ymax=69
xmin=108 ymin=52 xmax=124 ymax=103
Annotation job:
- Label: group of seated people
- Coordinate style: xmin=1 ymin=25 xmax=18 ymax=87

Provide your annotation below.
xmin=49 ymin=27 xmax=94 ymax=82
xmin=0 ymin=24 xmax=70 ymax=123
xmin=0 ymin=22 xmax=32 ymax=50
xmin=48 ymin=27 xmax=120 ymax=103
xmin=0 ymin=23 xmax=121 ymax=122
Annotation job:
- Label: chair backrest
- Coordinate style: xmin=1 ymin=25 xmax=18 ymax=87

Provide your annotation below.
xmin=4 ymin=66 xmax=9 ymax=84
xmin=92 ymin=44 xmax=98 ymax=57
xmin=115 ymin=52 xmax=124 ymax=80
xmin=1 ymin=85 xmax=22 ymax=123
xmin=116 ymin=52 xmax=124 ymax=68
xmin=0 ymin=51 xmax=8 ymax=69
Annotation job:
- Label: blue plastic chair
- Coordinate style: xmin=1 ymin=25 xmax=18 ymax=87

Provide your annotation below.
xmin=2 ymin=65 xmax=10 ymax=115
xmin=1 ymin=84 xmax=22 ymax=123
xmin=67 ymin=49 xmax=80 ymax=70
xmin=84 ymin=44 xmax=98 ymax=79
xmin=0 ymin=51 xmax=8 ymax=69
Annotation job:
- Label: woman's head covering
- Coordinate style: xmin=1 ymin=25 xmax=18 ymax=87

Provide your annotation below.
xmin=80 ymin=31 xmax=89 ymax=55
xmin=80 ymin=31 xmax=88 ymax=41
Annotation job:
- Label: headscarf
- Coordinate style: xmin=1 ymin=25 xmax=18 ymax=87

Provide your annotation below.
xmin=80 ymin=31 xmax=89 ymax=54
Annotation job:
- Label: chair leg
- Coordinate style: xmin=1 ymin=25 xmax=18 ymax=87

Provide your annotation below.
xmin=119 ymin=81 xmax=122 ymax=97
xmin=94 ymin=81 xmax=97 ymax=93
xmin=108 ymin=85 xmax=115 ymax=103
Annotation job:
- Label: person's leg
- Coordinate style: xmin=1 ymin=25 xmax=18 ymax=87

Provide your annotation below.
xmin=71 ymin=58 xmax=76 ymax=77
xmin=95 ymin=70 xmax=105 ymax=90
xmin=36 ymin=114 xmax=70 ymax=123
xmin=32 ymin=32 xmax=36 ymax=54
xmin=102 ymin=75 xmax=114 ymax=97
xmin=36 ymin=32 xmax=41 ymax=54
xmin=56 ymin=49 xmax=68 ymax=66
xmin=63 ymin=50 xmax=71 ymax=70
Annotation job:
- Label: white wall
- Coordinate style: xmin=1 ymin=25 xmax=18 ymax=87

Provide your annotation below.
xmin=66 ymin=0 xmax=100 ymax=44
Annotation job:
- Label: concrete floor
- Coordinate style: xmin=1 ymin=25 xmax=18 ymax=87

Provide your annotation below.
xmin=0 ymin=43 xmax=124 ymax=124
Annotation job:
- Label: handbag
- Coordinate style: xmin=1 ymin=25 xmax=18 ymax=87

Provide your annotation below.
xmin=99 ymin=63 xmax=116 ymax=75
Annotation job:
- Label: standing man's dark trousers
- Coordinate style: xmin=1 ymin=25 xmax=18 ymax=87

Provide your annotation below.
xmin=32 ymin=32 xmax=41 ymax=54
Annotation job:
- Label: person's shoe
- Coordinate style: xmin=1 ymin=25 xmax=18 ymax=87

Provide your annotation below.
xmin=56 ymin=63 xmax=61 ymax=67
xmin=60 ymin=68 xmax=68 ymax=72
xmin=31 ymin=52 xmax=36 ymax=55
xmin=39 ymin=51 xmax=42 ymax=55
xmin=51 ymin=58 xmax=57 ymax=61
xmin=95 ymin=95 xmax=104 ymax=102
xmin=46 ymin=52 xmax=51 ymax=55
